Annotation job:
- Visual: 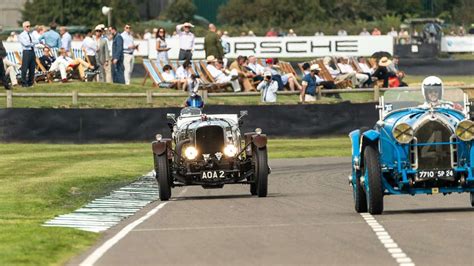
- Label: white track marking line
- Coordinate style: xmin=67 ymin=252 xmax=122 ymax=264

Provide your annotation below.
xmin=79 ymin=188 xmax=188 ymax=266
xmin=360 ymin=213 xmax=415 ymax=266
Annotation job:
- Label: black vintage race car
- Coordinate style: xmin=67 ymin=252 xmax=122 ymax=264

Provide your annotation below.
xmin=151 ymin=107 xmax=270 ymax=200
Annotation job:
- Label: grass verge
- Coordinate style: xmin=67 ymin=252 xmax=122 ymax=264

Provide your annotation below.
xmin=1 ymin=75 xmax=473 ymax=108
xmin=0 ymin=137 xmax=350 ymax=265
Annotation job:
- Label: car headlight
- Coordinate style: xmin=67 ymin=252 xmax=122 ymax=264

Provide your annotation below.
xmin=392 ymin=123 xmax=414 ymax=144
xmin=184 ymin=146 xmax=198 ymax=160
xmin=455 ymin=120 xmax=474 ymax=141
xmin=223 ymin=144 xmax=237 ymax=157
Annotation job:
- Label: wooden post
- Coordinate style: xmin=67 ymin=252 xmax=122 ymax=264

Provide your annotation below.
xmin=316 ymin=86 xmax=322 ymax=100
xmin=72 ymin=91 xmax=78 ymax=106
xmin=146 ymin=90 xmax=153 ymax=104
xmin=202 ymin=89 xmax=208 ymax=101
xmin=373 ymin=86 xmax=380 ymax=101
xmin=6 ymin=90 xmax=12 ymax=108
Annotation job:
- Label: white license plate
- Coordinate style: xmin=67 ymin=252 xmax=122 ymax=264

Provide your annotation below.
xmin=417 ymin=169 xmax=454 ymax=180
xmin=201 ymin=170 xmax=225 ymax=180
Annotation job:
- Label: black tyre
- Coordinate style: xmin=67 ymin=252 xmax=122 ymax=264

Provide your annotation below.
xmin=353 ymin=174 xmax=368 ymax=213
xmin=470 ymin=192 xmax=474 ymax=207
xmin=253 ymin=147 xmax=269 ymax=197
xmin=363 ymin=145 xmax=383 ymax=214
xmin=250 ymin=183 xmax=257 ymax=195
xmin=155 ymin=154 xmax=171 ymax=201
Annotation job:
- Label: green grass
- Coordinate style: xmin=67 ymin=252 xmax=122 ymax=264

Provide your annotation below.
xmin=1 ymin=75 xmax=473 ymax=108
xmin=0 ymin=137 xmax=350 ymax=265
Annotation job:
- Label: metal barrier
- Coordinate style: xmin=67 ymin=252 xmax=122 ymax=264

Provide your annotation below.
xmin=1 ymin=86 xmax=473 ymax=108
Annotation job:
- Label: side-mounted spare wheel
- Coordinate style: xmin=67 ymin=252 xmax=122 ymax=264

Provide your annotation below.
xmin=363 ymin=145 xmax=383 ymax=214
xmin=252 ymin=146 xmax=269 ymax=197
xmin=155 ymin=153 xmax=171 ymax=201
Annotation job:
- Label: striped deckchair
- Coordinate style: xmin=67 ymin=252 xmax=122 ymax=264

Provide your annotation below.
xmin=142 ymin=59 xmax=164 ymax=87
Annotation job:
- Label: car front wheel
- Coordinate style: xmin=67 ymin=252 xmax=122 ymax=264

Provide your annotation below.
xmin=253 ymin=147 xmax=268 ymax=197
xmin=363 ymin=145 xmax=383 ymax=214
xmin=155 ymin=154 xmax=171 ymax=201
xmin=353 ymin=172 xmax=368 ymax=213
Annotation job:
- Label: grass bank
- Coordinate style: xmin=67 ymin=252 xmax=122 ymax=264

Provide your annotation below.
xmin=0 ymin=137 xmax=350 ymax=265
xmin=0 ymin=76 xmax=472 ymax=108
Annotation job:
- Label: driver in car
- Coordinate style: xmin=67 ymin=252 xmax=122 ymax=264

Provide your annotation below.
xmin=420 ymin=76 xmax=455 ymax=109
xmin=185 ymin=86 xmax=204 ymax=108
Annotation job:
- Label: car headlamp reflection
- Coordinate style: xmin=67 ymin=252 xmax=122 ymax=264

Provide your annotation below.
xmin=184 ymin=146 xmax=198 ymax=160
xmin=223 ymin=144 xmax=237 ymax=157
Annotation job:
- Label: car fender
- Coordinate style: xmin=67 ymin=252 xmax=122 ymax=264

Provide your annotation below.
xmin=360 ymin=129 xmax=380 ymax=169
xmin=152 ymin=139 xmax=172 ymax=156
xmin=470 ymin=145 xmax=474 ymax=168
xmin=252 ymin=134 xmax=267 ymax=149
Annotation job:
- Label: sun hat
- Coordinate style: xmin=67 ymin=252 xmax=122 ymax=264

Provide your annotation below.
xmin=310 ymin=64 xmax=320 ymax=71
xmin=378 ymin=57 xmax=392 ymax=67
xmin=206 ymin=55 xmax=217 ymax=62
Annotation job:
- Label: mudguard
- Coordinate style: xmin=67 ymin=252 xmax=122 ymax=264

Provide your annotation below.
xmin=152 ymin=139 xmax=172 ymax=156
xmin=362 ymin=130 xmax=380 ymax=142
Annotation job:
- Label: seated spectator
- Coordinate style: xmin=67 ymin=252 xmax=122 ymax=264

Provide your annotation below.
xmin=48 ymin=48 xmax=94 ymax=82
xmin=247 ymin=30 xmax=256 ymax=37
xmin=287 ymin=29 xmax=297 ymax=37
xmin=257 ymin=71 xmax=278 ymax=103
xmin=162 ymin=64 xmax=187 ymax=90
xmin=39 ymin=47 xmax=56 ymax=70
xmin=265 ymin=28 xmax=278 ymax=37
xmin=206 ymin=55 xmax=241 ymax=92
xmin=337 ymin=29 xmax=347 ymax=36
xmin=323 ymin=57 xmax=356 ymax=88
xmin=312 ymin=64 xmax=336 ymax=90
xmin=82 ymin=31 xmax=98 ymax=70
xmin=387 ymin=56 xmax=408 ymax=87
xmin=6 ymin=32 xmax=18 ymax=42
xmin=246 ymin=55 xmax=265 ymax=82
xmin=398 ymin=28 xmax=410 ymax=44
xmin=266 ymin=58 xmax=302 ymax=91
xmin=359 ymin=28 xmax=370 ymax=36
xmin=229 ymin=55 xmax=255 ymax=91
xmin=357 ymin=57 xmax=377 ymax=86
xmin=2 ymin=57 xmax=20 ymax=87
xmin=337 ymin=57 xmax=369 ymax=88
xmin=372 ymin=57 xmax=395 ymax=88
xmin=387 ymin=27 xmax=398 ymax=38
xmin=176 ymin=60 xmax=200 ymax=93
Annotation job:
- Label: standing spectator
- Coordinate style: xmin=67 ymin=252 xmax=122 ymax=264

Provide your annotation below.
xmin=287 ymin=29 xmax=297 ymax=37
xmin=371 ymin=27 xmax=382 ymax=36
xmin=204 ymin=24 xmax=224 ymax=60
xmin=300 ymin=64 xmax=321 ymax=103
xmin=222 ymin=31 xmax=229 ymax=38
xmin=19 ymin=21 xmax=39 ymax=87
xmin=152 ymin=28 xmax=159 ymax=38
xmin=121 ymin=24 xmax=139 ymax=85
xmin=111 ymin=26 xmax=125 ymax=84
xmin=82 ymin=30 xmax=98 ymax=70
xmin=247 ymin=30 xmax=256 ymax=37
xmin=176 ymin=22 xmax=195 ymax=61
xmin=143 ymin=29 xmax=152 ymax=40
xmin=387 ymin=27 xmax=398 ymax=38
xmin=105 ymin=31 xmax=114 ymax=83
xmin=59 ymin=26 xmax=72 ymax=54
xmin=156 ymin=27 xmax=170 ymax=64
xmin=337 ymin=29 xmax=347 ymax=36
xmin=39 ymin=22 xmax=61 ymax=48
xmin=6 ymin=32 xmax=18 ymax=42
xmin=359 ymin=28 xmax=370 ymax=36
xmin=398 ymin=28 xmax=410 ymax=44
xmin=257 ymin=71 xmax=278 ymax=103
xmin=458 ymin=26 xmax=466 ymax=36
xmin=0 ymin=41 xmax=11 ymax=89
xmin=94 ymin=26 xmax=110 ymax=82
xmin=31 ymin=25 xmax=45 ymax=40
xmin=265 ymin=28 xmax=278 ymax=37
xmin=218 ymin=30 xmax=230 ymax=66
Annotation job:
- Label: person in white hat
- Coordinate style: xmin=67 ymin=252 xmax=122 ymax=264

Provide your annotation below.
xmin=257 ymin=71 xmax=278 ymax=102
xmin=205 ymin=55 xmax=241 ymax=92
xmin=300 ymin=64 xmax=323 ymax=103
xmin=94 ymin=25 xmax=110 ymax=82
xmin=176 ymin=22 xmax=195 ymax=61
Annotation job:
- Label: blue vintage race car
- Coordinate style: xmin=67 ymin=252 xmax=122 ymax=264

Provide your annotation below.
xmin=349 ymin=87 xmax=474 ymax=214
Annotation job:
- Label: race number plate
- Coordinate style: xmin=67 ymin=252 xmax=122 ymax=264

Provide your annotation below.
xmin=201 ymin=170 xmax=225 ymax=180
xmin=417 ymin=169 xmax=454 ymax=180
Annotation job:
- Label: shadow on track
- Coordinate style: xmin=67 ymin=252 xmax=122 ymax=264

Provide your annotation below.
xmin=383 ymin=207 xmax=474 ymax=215
xmin=172 ymin=193 xmax=281 ymax=201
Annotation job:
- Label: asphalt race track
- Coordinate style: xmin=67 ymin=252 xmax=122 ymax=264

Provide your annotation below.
xmin=72 ymin=157 xmax=473 ymax=266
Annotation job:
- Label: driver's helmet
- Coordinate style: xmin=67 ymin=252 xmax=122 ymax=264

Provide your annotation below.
xmin=422 ymin=76 xmax=443 ymax=103
xmin=186 ymin=87 xmax=204 ymax=108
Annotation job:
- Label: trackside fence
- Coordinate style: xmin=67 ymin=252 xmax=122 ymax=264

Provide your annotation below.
xmin=1 ymin=86 xmax=474 ymax=108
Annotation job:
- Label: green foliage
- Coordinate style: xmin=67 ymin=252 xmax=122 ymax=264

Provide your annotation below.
xmin=162 ymin=0 xmax=197 ymax=23
xmin=21 ymin=0 xmax=139 ymax=28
